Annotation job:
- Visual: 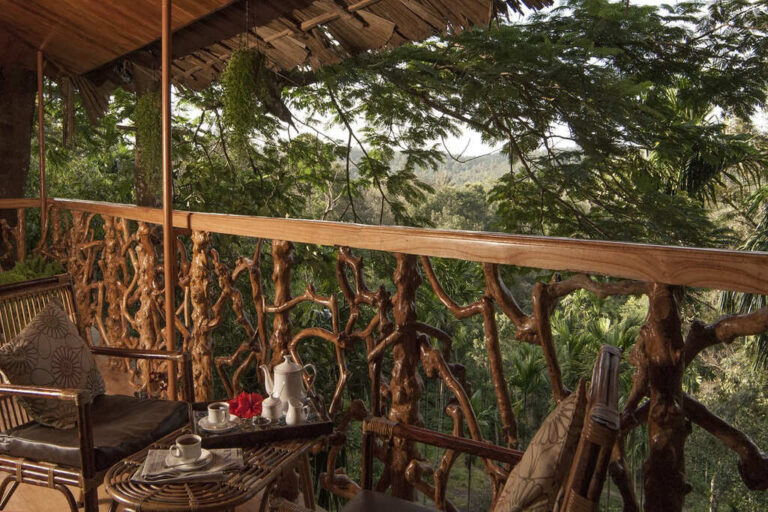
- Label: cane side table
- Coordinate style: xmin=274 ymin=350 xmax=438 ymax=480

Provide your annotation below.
xmin=104 ymin=428 xmax=316 ymax=512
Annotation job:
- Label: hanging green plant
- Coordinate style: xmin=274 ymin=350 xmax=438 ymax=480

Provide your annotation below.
xmin=221 ymin=48 xmax=260 ymax=150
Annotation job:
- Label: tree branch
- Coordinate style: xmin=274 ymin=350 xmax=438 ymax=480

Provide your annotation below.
xmin=684 ymin=307 xmax=768 ymax=366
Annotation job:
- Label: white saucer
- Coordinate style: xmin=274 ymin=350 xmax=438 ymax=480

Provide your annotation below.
xmin=164 ymin=448 xmax=213 ymax=471
xmin=198 ymin=413 xmax=239 ymax=433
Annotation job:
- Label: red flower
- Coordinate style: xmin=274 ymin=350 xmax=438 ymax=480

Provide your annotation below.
xmin=228 ymin=391 xmax=264 ymax=419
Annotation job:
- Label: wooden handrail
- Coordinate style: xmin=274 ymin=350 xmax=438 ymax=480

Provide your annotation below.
xmin=0 ymin=198 xmax=47 ymax=208
xmin=2 ymin=197 xmax=768 ymax=293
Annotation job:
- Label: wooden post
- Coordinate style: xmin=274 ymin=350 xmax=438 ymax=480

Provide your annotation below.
xmin=36 ymin=50 xmax=47 ymax=240
xmin=15 ymin=208 xmax=25 ymax=261
xmin=161 ymin=0 xmax=178 ymax=401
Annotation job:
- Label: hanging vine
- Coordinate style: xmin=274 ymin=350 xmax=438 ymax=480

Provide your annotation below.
xmin=221 ymin=48 xmax=292 ymax=155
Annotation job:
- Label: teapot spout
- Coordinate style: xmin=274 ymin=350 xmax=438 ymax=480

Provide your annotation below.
xmin=259 ymin=364 xmax=274 ymax=395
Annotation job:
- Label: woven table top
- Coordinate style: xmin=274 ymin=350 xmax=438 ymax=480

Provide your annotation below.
xmin=104 ymin=428 xmax=315 ymax=511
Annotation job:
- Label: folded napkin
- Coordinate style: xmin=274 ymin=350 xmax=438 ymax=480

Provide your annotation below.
xmin=132 ymin=448 xmax=244 ymax=484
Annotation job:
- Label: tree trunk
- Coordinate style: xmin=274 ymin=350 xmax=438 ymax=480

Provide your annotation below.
xmin=387 ymin=253 xmax=424 ymax=500
xmin=0 ymin=63 xmax=36 ymax=266
xmin=133 ymin=82 xmax=162 ymax=207
xmin=643 ymin=283 xmax=689 ymax=512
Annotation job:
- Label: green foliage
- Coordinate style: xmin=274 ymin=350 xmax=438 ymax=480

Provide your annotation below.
xmin=410 ymin=183 xmax=495 ymax=230
xmin=30 ymin=84 xmax=135 ymax=205
xmin=0 ymin=256 xmax=65 ymax=285
xmin=686 ymin=347 xmax=768 ymax=511
xmin=721 ymin=172 xmax=768 ymax=369
xmin=495 ymin=289 xmax=647 ymax=445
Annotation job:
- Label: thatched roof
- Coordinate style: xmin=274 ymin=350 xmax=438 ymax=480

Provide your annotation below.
xmin=1 ymin=0 xmax=551 ymax=119
xmin=0 ymin=0 xmax=236 ymax=74
xmin=165 ymin=0 xmax=552 ymax=90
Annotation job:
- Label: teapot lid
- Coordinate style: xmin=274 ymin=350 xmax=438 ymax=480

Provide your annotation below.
xmin=275 ymin=354 xmax=302 ymax=374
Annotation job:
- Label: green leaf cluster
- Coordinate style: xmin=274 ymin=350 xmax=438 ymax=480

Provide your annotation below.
xmin=0 ymin=256 xmax=65 ymax=285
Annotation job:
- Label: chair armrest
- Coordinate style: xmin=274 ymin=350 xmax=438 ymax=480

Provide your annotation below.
xmin=90 ymin=347 xmax=194 ymax=402
xmin=0 ymin=383 xmax=91 ymax=404
xmin=91 ymin=346 xmax=184 ymax=361
xmin=360 ymin=417 xmax=522 ymax=493
xmin=0 ymin=383 xmax=97 ymax=481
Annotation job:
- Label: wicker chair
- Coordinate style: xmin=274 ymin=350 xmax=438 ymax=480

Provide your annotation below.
xmin=0 ymin=274 xmax=193 ymax=512
xmin=281 ymin=344 xmax=620 ymax=512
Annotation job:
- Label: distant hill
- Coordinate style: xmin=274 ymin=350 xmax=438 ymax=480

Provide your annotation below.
xmin=415 ymin=152 xmax=510 ymax=186
xmin=348 ymin=149 xmax=510 ymax=186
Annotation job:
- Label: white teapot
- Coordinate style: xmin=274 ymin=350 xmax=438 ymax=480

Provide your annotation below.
xmin=260 ymin=354 xmax=316 ymax=412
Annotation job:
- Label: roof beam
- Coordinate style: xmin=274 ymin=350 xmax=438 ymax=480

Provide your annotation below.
xmin=84 ymin=0 xmax=313 ymax=83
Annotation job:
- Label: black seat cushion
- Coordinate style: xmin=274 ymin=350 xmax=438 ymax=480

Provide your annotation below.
xmin=341 ymin=490 xmax=435 ymax=512
xmin=0 ymin=394 xmax=188 ymax=471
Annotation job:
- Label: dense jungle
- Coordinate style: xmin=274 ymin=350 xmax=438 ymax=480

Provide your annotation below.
xmin=11 ymin=0 xmax=768 ymax=509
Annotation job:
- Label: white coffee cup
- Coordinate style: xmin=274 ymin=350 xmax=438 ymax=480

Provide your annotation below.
xmin=169 ymin=434 xmax=202 ymax=463
xmin=208 ymin=402 xmax=230 ymax=426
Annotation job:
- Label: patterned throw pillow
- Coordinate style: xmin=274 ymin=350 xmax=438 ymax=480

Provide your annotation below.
xmin=494 ymin=381 xmax=587 ymax=512
xmin=0 ymin=300 xmax=105 ymax=429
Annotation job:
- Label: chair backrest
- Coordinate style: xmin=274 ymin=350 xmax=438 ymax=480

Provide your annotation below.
xmin=0 ymin=274 xmax=79 ymax=431
xmin=0 ymin=274 xmax=79 ymax=343
xmin=359 ymin=344 xmax=621 ymax=512
xmin=560 ymin=344 xmax=621 ymax=512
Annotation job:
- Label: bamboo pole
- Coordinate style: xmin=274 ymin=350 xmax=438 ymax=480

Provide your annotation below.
xmin=36 ymin=50 xmax=47 ymax=241
xmin=161 ymin=0 xmax=178 ymax=401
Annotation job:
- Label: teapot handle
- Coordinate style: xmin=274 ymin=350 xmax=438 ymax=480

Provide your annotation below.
xmin=303 ymin=363 xmax=317 ymax=388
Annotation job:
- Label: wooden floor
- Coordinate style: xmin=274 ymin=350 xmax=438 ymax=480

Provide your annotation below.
xmin=1 ymin=356 xmax=294 ymax=512
xmin=6 ymin=482 xmax=270 ymax=511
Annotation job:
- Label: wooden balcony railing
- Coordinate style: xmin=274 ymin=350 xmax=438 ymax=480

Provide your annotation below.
xmin=1 ymin=197 xmax=767 ymax=511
